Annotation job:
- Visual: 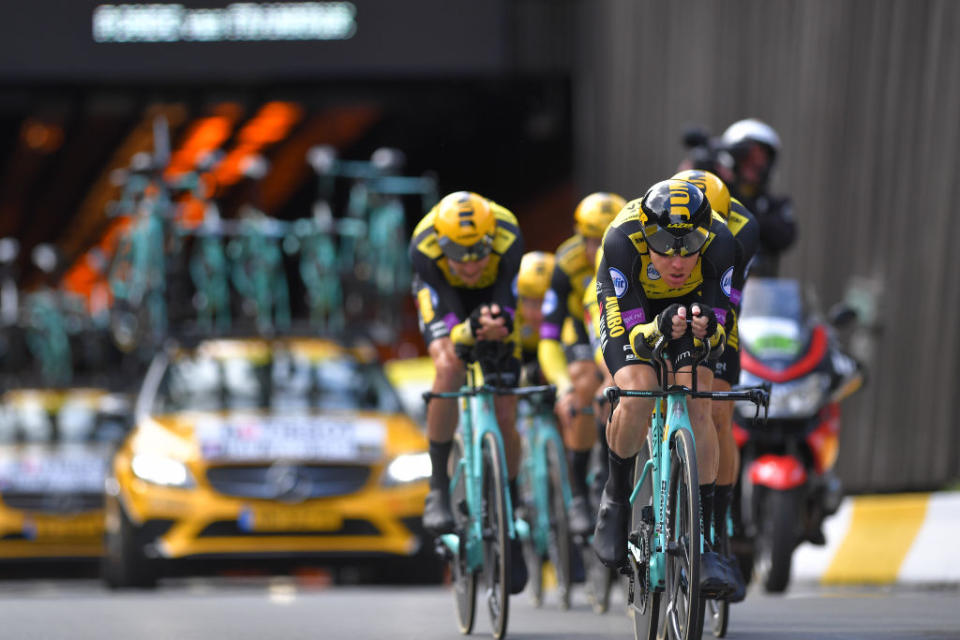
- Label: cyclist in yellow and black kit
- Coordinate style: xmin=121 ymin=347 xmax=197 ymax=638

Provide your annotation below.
xmin=538 ymin=192 xmax=625 ymax=535
xmin=673 ymin=169 xmax=759 ymax=601
xmin=592 ymin=179 xmax=739 ymax=597
xmin=514 ymin=251 xmax=555 ymax=383
xmin=410 ymin=191 xmax=529 ymax=593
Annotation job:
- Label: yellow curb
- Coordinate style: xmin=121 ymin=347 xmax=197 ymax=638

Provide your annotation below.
xmin=822 ymin=493 xmax=929 ymax=584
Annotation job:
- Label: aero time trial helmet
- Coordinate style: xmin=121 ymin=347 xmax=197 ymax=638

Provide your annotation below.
xmin=574 ymin=192 xmax=626 ymax=238
xmin=433 ymin=191 xmax=497 ymax=262
xmin=516 ymin=251 xmax=555 ymax=299
xmin=639 ymin=180 xmax=712 ymax=257
xmin=671 ymin=169 xmax=731 ymax=219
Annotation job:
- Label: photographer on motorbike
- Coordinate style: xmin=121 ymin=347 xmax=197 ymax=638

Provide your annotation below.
xmin=680 ymin=118 xmax=796 ymax=277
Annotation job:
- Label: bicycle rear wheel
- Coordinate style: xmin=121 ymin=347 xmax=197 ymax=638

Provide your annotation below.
xmin=545 ymin=438 xmax=572 ymax=610
xmin=662 ymin=428 xmax=704 ymax=640
xmin=482 ymin=431 xmax=510 ymax=640
xmin=631 ymin=439 xmax=660 ymax=639
xmin=518 ymin=450 xmax=544 ymax=608
xmin=449 ymin=434 xmax=477 ymax=635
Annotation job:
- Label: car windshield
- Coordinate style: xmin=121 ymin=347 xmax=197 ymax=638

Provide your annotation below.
xmin=0 ymin=391 xmax=131 ymax=445
xmin=154 ymin=342 xmax=402 ymax=414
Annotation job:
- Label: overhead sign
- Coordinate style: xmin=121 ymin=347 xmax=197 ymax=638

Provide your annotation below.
xmin=0 ymin=0 xmax=507 ymax=80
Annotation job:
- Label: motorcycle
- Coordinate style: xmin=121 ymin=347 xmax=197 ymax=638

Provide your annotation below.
xmin=732 ymin=278 xmax=863 ymax=593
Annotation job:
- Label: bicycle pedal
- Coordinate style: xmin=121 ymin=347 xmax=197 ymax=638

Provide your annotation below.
xmin=456 ymin=499 xmax=469 ymax=517
xmin=628 ymin=531 xmax=641 ymax=547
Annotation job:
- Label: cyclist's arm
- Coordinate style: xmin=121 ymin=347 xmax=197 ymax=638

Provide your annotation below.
xmin=537 ymin=262 xmax=572 ymax=388
xmin=595 ymin=227 xmax=656 ymax=360
xmin=695 ymin=224 xmax=737 ymax=354
xmin=409 ymin=246 xmax=472 ymax=345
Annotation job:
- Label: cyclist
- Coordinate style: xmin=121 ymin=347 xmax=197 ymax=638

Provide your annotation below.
xmin=591 ymin=179 xmax=737 ymax=596
xmin=514 ymin=251 xmax=555 ymax=384
xmin=410 ymin=191 xmax=527 ymax=592
xmin=538 ymin=192 xmax=625 ymax=536
xmin=673 ymin=169 xmax=759 ymax=601
xmin=719 ymin=118 xmax=795 ymax=277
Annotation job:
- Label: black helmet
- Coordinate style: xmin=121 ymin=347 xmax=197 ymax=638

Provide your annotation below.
xmin=639 ymin=179 xmax=712 ymax=256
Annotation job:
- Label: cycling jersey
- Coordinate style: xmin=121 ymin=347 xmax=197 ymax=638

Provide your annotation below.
xmin=715 ymin=197 xmax=760 ymax=384
xmin=537 ymin=234 xmax=595 ymax=388
xmin=595 ymin=199 xmax=736 ymax=375
xmin=410 ymin=200 xmax=524 ymax=350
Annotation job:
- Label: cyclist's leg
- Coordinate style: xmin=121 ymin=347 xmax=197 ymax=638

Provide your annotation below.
xmin=564 ymin=352 xmax=602 ymax=534
xmin=713 ymin=347 xmax=748 ymax=601
xmin=593 ymin=361 xmax=658 ymax=567
xmin=670 ymin=343 xmax=735 ymax=597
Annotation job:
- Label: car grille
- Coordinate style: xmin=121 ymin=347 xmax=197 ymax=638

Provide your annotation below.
xmin=197 ymin=518 xmax=380 ymax=538
xmin=1 ymin=492 xmax=104 ymax=514
xmin=205 ymin=464 xmax=372 ymax=501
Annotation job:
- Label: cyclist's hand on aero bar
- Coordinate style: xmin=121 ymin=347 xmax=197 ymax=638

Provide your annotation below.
xmin=469 ymin=304 xmax=511 ymax=341
xmin=658 ymin=303 xmax=688 ymax=340
xmin=689 ymin=303 xmax=717 ymax=340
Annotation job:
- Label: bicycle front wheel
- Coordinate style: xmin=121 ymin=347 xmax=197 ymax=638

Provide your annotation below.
xmin=482 ymin=431 xmax=510 ymax=639
xmin=450 ymin=434 xmax=477 ymax=635
xmin=662 ymin=428 xmax=704 ymax=640
xmin=631 ymin=439 xmax=660 ymax=640
xmin=545 ymin=437 xmax=572 ymax=610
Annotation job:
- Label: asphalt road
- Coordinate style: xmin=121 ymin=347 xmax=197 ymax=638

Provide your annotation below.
xmin=0 ymin=577 xmax=958 ymax=639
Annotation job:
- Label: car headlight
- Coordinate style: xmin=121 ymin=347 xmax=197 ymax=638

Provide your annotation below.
xmin=738 ymin=372 xmax=828 ymax=419
xmin=131 ymin=453 xmax=196 ymax=488
xmin=382 ymin=452 xmax=431 ymax=486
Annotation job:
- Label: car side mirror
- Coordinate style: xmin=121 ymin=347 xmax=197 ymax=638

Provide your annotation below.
xmin=828 ymin=303 xmax=858 ymax=329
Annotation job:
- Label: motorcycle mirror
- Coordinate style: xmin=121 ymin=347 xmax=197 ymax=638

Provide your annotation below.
xmin=828 ymin=303 xmax=858 ymax=329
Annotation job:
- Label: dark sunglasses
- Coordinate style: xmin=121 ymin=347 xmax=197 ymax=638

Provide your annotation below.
xmin=643 ymin=225 xmax=709 ymax=257
xmin=438 ymin=235 xmax=494 ymax=262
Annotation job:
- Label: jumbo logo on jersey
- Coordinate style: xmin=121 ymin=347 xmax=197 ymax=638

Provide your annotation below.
xmin=646 ymin=263 xmax=661 ymax=281
xmin=668 ymin=184 xmax=694 ymax=229
xmin=608 ymin=268 xmax=628 ymax=298
xmin=721 ymin=267 xmax=734 ymax=298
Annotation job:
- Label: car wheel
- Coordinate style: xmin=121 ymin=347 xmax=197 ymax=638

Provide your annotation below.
xmin=102 ymin=496 xmax=158 ymax=590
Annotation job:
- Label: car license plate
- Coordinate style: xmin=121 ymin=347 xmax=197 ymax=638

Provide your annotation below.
xmin=24 ymin=513 xmax=103 ymax=540
xmin=240 ymin=506 xmax=342 ymax=532
xmin=198 ymin=416 xmax=384 ymax=462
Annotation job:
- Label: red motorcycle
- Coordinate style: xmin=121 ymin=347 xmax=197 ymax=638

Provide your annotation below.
xmin=732 ymin=278 xmax=863 ymax=593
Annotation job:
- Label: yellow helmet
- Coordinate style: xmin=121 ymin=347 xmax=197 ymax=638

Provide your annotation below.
xmin=574 ymin=192 xmax=626 ymax=238
xmin=433 ymin=191 xmax=496 ymax=261
xmin=516 ymin=251 xmax=555 ymax=299
xmin=671 ymin=169 xmax=731 ymax=219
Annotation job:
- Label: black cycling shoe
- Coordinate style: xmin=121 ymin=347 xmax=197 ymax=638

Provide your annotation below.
xmin=568 ymin=495 xmax=594 ymax=537
xmin=723 ymin=554 xmax=747 ymax=603
xmin=510 ymin=537 xmax=528 ymax=594
xmin=591 ymin=487 xmax=631 ymax=568
xmin=422 ymin=488 xmax=455 ymax=535
xmin=700 ymin=551 xmax=736 ymax=598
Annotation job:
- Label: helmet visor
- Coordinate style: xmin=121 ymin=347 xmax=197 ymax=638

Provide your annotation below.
xmin=643 ymin=225 xmax=709 ymax=257
xmin=438 ymin=235 xmax=494 ymax=262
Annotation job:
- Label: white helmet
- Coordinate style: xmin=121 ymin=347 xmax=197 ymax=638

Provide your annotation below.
xmin=721 ymin=118 xmax=781 ymax=153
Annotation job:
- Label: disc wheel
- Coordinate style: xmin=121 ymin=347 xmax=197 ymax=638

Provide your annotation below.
xmin=545 ymin=438 xmax=572 ymax=610
xmin=630 ymin=439 xmax=660 ymax=639
xmin=481 ymin=432 xmax=510 ymax=640
xmin=449 ymin=434 xmax=477 ymax=635
xmin=660 ymin=429 xmax=704 ymax=640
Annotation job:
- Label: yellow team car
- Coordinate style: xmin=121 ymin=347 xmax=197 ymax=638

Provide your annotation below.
xmin=0 ymin=388 xmax=132 ymax=560
xmin=103 ymin=337 xmax=434 ymax=588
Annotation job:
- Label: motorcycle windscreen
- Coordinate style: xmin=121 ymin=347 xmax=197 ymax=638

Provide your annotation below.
xmin=737 ymin=278 xmax=811 ymax=361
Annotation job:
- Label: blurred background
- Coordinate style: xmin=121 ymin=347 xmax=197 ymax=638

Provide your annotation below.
xmin=0 ymin=0 xmax=956 ymax=583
